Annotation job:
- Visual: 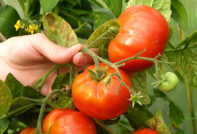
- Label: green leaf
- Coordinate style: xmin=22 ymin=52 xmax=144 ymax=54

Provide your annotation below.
xmin=169 ymin=101 xmax=184 ymax=129
xmin=5 ymin=73 xmax=43 ymax=99
xmin=69 ymin=63 xmax=78 ymax=86
xmin=39 ymin=0 xmax=59 ymax=13
xmin=52 ymin=73 xmax=70 ymax=90
xmin=43 ymin=12 xmax=78 ymax=47
xmin=55 ymin=91 xmax=74 ymax=109
xmin=131 ymin=71 xmax=150 ymax=105
xmin=0 ymin=119 xmax=9 ymax=134
xmin=103 ymin=0 xmax=122 ymax=17
xmin=19 ymin=0 xmax=40 ymax=18
xmin=0 ymin=6 xmax=20 ymax=38
xmin=153 ymin=89 xmax=168 ymax=99
xmin=127 ymin=0 xmax=172 ymax=23
xmin=5 ymin=73 xmax=23 ymax=98
xmin=108 ymin=116 xmax=133 ymax=134
xmin=0 ymin=80 xmax=12 ymax=117
xmin=176 ymin=129 xmax=184 ymax=134
xmin=146 ymin=110 xmax=171 ymax=134
xmin=92 ymin=8 xmax=116 ymax=30
xmin=124 ymin=105 xmax=153 ymax=129
xmin=89 ymin=0 xmax=116 ymax=29
xmin=177 ymin=31 xmax=197 ymax=48
xmin=87 ymin=19 xmax=118 ymax=59
xmin=9 ymin=98 xmax=36 ymax=117
xmin=171 ymin=0 xmax=188 ymax=28
xmin=167 ymin=49 xmax=197 ymax=89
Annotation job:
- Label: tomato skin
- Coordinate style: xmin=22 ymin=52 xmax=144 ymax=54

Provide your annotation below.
xmin=42 ymin=108 xmax=73 ymax=133
xmin=49 ymin=110 xmax=96 ymax=134
xmin=19 ymin=127 xmax=36 ymax=134
xmin=159 ymin=72 xmax=178 ymax=91
xmin=42 ymin=108 xmax=96 ymax=134
xmin=133 ymin=128 xmax=159 ymax=134
xmin=72 ymin=63 xmax=131 ymax=120
xmin=108 ymin=5 xmax=169 ymax=72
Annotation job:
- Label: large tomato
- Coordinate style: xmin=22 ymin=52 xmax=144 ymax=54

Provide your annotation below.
xmin=133 ymin=128 xmax=159 ymax=134
xmin=108 ymin=5 xmax=169 ymax=72
xmin=19 ymin=127 xmax=36 ymax=134
xmin=42 ymin=108 xmax=96 ymax=134
xmin=72 ymin=63 xmax=131 ymax=120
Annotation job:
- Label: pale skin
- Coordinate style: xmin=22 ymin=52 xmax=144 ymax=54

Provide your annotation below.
xmin=0 ymin=33 xmax=96 ymax=95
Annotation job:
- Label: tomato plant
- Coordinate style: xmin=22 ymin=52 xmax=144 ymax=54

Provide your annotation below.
xmin=42 ymin=108 xmax=96 ymax=134
xmin=72 ymin=63 xmax=131 ymax=120
xmin=133 ymin=128 xmax=159 ymax=134
xmin=1 ymin=0 xmax=197 ymax=134
xmin=19 ymin=127 xmax=36 ymax=134
xmin=108 ymin=5 xmax=169 ymax=72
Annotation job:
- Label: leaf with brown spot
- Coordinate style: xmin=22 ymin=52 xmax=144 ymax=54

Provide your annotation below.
xmin=43 ymin=12 xmax=78 ymax=47
xmin=87 ymin=19 xmax=118 ymax=59
xmin=0 ymin=80 xmax=12 ymax=117
xmin=146 ymin=110 xmax=171 ymax=134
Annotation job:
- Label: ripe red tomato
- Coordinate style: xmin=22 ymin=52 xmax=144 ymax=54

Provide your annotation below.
xmin=72 ymin=63 xmax=131 ymax=120
xmin=133 ymin=128 xmax=159 ymax=134
xmin=19 ymin=127 xmax=36 ymax=134
xmin=42 ymin=108 xmax=96 ymax=134
xmin=42 ymin=108 xmax=72 ymax=133
xmin=108 ymin=5 xmax=169 ymax=72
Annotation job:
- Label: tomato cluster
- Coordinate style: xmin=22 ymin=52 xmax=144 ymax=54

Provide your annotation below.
xmin=20 ymin=5 xmax=170 ymax=134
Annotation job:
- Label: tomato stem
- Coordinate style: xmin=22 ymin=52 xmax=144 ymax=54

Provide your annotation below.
xmin=85 ymin=31 xmax=109 ymax=49
xmin=33 ymin=65 xmax=57 ymax=90
xmin=185 ymin=79 xmax=196 ymax=134
xmin=5 ymin=103 xmax=36 ymax=119
xmin=165 ymin=45 xmax=197 ymax=53
xmin=36 ymin=89 xmax=62 ymax=134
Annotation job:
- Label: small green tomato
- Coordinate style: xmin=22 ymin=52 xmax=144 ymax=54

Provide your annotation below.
xmin=159 ymin=72 xmax=178 ymax=92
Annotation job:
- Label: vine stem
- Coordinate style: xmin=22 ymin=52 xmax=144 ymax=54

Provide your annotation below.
xmin=185 ymin=80 xmax=196 ymax=134
xmin=85 ymin=31 xmax=109 ymax=49
xmin=36 ymin=89 xmax=62 ymax=134
xmin=6 ymin=103 xmax=36 ymax=118
xmin=165 ymin=45 xmax=197 ymax=53
xmin=33 ymin=65 xmax=57 ymax=90
xmin=0 ymin=32 xmax=6 ymax=41
xmin=93 ymin=119 xmax=116 ymax=134
xmin=179 ymin=25 xmax=184 ymax=42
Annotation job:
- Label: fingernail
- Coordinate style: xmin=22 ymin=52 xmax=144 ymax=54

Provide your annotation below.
xmin=70 ymin=44 xmax=83 ymax=51
xmin=75 ymin=53 xmax=87 ymax=65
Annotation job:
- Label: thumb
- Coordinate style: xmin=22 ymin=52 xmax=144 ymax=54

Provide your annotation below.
xmin=30 ymin=33 xmax=83 ymax=64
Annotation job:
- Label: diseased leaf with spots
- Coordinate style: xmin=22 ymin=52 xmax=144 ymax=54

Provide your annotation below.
xmin=131 ymin=71 xmax=150 ymax=105
xmin=167 ymin=31 xmax=197 ymax=89
xmin=43 ymin=13 xmax=78 ymax=47
xmin=0 ymin=80 xmax=12 ymax=117
xmin=146 ymin=110 xmax=171 ymax=134
xmin=87 ymin=19 xmax=118 ymax=59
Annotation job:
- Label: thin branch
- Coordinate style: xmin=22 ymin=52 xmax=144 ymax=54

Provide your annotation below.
xmin=0 ymin=32 xmax=6 ymax=42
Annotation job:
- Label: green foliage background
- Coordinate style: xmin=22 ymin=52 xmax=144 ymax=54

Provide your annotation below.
xmin=2 ymin=0 xmax=197 ymax=133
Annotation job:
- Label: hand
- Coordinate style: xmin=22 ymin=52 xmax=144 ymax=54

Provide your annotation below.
xmin=0 ymin=33 xmax=96 ymax=95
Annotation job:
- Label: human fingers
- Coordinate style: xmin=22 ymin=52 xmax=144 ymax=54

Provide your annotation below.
xmin=30 ymin=33 xmax=83 ymax=64
xmin=73 ymin=48 xmax=98 ymax=66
